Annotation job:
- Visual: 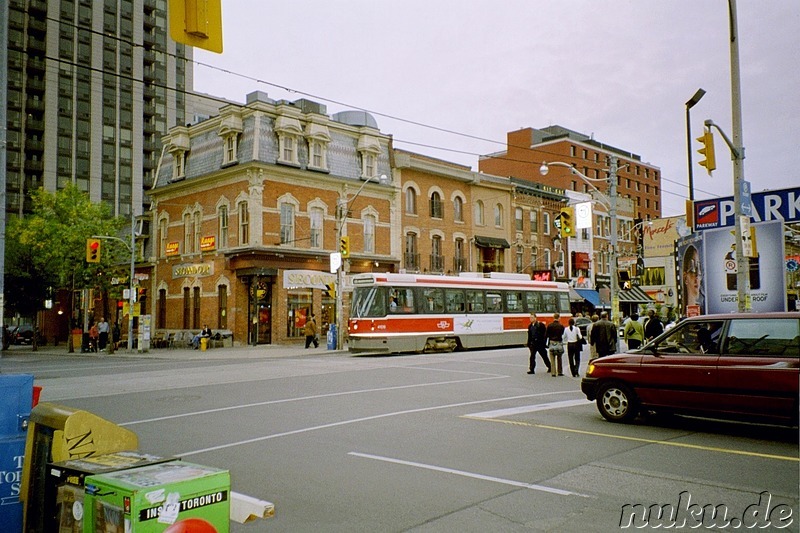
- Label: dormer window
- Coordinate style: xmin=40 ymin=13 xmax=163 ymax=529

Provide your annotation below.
xmin=275 ymin=113 xmax=303 ymax=166
xmin=218 ymin=110 xmax=243 ymax=167
xmin=357 ymin=133 xmax=381 ymax=179
xmin=305 ymin=120 xmax=330 ymax=171
xmin=174 ymin=151 xmax=186 ymax=179
xmin=223 ymin=134 xmax=238 ymax=165
xmin=166 ymin=128 xmax=190 ymax=181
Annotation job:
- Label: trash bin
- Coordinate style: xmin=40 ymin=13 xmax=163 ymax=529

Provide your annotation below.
xmin=200 ymin=337 xmax=209 ymax=351
xmin=327 ymin=324 xmax=337 ymax=350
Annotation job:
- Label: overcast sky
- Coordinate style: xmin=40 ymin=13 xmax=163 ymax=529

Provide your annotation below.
xmin=192 ymin=1 xmax=799 ymax=218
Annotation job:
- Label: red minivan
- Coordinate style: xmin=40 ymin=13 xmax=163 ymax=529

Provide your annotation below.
xmin=581 ymin=313 xmax=799 ymax=425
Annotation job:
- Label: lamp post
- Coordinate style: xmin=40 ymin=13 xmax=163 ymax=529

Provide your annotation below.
xmin=685 ymin=88 xmax=706 ymax=202
xmin=541 ymin=156 xmax=621 ymax=324
xmin=334 ymin=174 xmax=389 ymax=350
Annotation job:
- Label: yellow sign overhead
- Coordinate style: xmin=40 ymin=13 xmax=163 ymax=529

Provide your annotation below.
xmin=168 ymin=0 xmax=223 ymax=53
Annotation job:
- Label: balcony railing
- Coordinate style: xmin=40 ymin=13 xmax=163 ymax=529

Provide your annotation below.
xmin=404 ymin=253 xmax=420 ymax=272
xmin=453 ymin=257 xmax=467 ymax=273
xmin=429 ymin=254 xmax=444 ymax=273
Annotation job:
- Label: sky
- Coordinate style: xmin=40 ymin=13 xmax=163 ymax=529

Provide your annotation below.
xmin=192 ymin=0 xmax=800 ymax=219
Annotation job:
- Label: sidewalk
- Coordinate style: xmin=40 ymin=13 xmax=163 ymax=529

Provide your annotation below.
xmin=0 ymin=342 xmax=349 ymax=360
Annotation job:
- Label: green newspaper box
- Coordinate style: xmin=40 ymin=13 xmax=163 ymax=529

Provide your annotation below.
xmin=84 ymin=461 xmax=230 ymax=532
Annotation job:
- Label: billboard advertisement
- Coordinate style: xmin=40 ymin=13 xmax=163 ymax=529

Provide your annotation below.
xmin=694 ymin=185 xmax=800 ymax=230
xmin=643 ymin=216 xmax=690 ymax=258
xmin=676 ymin=233 xmax=706 ymax=317
xmin=702 ymin=220 xmax=786 ymax=313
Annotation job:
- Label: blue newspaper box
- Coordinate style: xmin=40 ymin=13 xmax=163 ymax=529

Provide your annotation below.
xmin=327 ymin=324 xmax=337 ymax=350
xmin=0 ymin=374 xmax=34 ymax=533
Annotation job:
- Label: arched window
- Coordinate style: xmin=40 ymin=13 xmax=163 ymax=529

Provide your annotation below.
xmin=453 ymin=196 xmax=463 ymax=222
xmin=494 ymin=204 xmax=504 ymax=227
xmin=405 ymin=188 xmax=417 ymax=215
xmin=474 ymin=200 xmax=484 ymax=226
xmin=429 ymin=192 xmax=443 ymax=218
xmin=364 ymin=214 xmax=376 ymax=253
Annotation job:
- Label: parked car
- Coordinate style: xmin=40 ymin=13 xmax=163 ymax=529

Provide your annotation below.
xmin=13 ymin=324 xmax=34 ymax=345
xmin=581 ymin=313 xmax=800 ymax=425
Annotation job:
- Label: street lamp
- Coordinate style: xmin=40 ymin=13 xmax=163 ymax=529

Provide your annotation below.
xmin=335 ymin=174 xmax=390 ymax=350
xmin=541 ymin=156 xmax=622 ymax=324
xmin=685 ymin=88 xmax=706 ymax=202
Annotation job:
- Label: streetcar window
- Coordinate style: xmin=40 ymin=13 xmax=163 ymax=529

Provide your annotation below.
xmin=466 ymin=290 xmax=484 ymax=313
xmin=506 ymin=291 xmax=524 ymax=313
xmin=486 ymin=291 xmax=503 ymax=313
xmin=445 ymin=289 xmax=466 ymax=313
xmin=421 ymin=288 xmax=445 ymax=313
xmin=392 ymin=287 xmax=416 ymax=313
xmin=540 ymin=292 xmax=557 ymax=313
xmin=524 ymin=291 xmax=541 ymax=312
xmin=351 ymin=287 xmax=387 ymax=318
xmin=558 ymin=292 xmax=571 ymax=313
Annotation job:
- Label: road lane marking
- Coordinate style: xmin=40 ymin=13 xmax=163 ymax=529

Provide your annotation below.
xmin=122 ymin=376 xmax=509 ymax=426
xmin=176 ymin=391 xmax=576 ymax=457
xmin=348 ymin=452 xmax=592 ymax=498
xmin=466 ymin=399 xmax=588 ymax=419
xmin=467 ymin=418 xmax=800 ymax=463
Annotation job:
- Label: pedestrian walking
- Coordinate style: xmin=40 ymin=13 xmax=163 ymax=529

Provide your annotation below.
xmin=644 ymin=309 xmax=664 ymax=341
xmin=97 ymin=317 xmax=110 ymax=350
xmin=590 ymin=311 xmax=618 ymax=358
xmin=623 ymin=312 xmax=644 ymax=350
xmin=526 ymin=313 xmax=551 ymax=374
xmin=563 ymin=317 xmax=584 ymax=377
xmin=546 ymin=313 xmax=566 ymax=376
xmin=303 ymin=313 xmax=319 ymax=348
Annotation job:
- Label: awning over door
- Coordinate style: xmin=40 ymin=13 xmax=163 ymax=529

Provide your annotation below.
xmin=474 ymin=236 xmax=510 ymax=249
xmin=617 ymin=286 xmax=654 ymax=304
xmin=574 ymin=288 xmax=601 ymax=307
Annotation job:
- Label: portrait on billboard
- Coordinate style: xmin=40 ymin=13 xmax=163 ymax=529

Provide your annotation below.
xmin=677 ymin=234 xmax=705 ymax=317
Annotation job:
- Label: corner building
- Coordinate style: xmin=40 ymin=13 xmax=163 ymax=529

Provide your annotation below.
xmin=148 ymin=92 xmax=398 ymax=345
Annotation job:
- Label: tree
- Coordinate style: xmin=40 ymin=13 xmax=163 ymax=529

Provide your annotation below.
xmin=5 ymin=184 xmax=127 ymax=350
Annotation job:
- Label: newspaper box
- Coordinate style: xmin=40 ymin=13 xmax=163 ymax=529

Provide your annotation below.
xmin=44 ymin=451 xmax=172 ymax=532
xmin=84 ymin=461 xmax=230 ymax=532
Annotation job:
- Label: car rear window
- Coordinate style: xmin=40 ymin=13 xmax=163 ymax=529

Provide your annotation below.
xmin=724 ymin=319 xmax=800 ymax=357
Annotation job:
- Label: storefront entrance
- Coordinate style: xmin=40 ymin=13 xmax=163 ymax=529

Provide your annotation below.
xmin=249 ymin=276 xmax=272 ymax=344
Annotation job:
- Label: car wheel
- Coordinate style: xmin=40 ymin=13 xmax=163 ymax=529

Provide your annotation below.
xmin=597 ymin=381 xmax=639 ymax=423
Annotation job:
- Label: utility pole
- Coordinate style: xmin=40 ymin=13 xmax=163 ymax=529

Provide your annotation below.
xmin=608 ymin=156 xmax=619 ymax=326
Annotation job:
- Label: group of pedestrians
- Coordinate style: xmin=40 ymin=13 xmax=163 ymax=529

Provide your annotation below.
xmin=525 ymin=311 xmax=620 ymax=377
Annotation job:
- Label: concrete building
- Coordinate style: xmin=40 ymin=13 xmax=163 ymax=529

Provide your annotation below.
xmin=4 ymin=0 xmax=191 ymax=218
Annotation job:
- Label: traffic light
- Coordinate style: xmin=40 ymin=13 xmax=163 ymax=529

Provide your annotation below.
xmin=86 ymin=238 xmax=101 ymax=263
xmin=340 ymin=236 xmax=350 ymax=258
xmin=696 ymin=130 xmax=716 ymax=174
xmin=168 ymin=0 xmax=223 ymax=53
xmin=559 ymin=207 xmax=575 ymax=238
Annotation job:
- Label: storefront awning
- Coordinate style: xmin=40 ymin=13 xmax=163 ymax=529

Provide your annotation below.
xmin=474 ymin=236 xmax=510 ymax=249
xmin=568 ymin=288 xmax=584 ymax=302
xmin=574 ymin=288 xmax=601 ymax=307
xmin=618 ymin=286 xmax=654 ymax=304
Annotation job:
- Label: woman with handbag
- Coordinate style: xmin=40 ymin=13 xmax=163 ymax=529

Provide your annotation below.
xmin=563 ymin=317 xmax=584 ymax=377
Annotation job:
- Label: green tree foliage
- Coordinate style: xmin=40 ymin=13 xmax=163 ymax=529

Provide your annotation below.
xmin=5 ymin=184 xmax=128 ymax=318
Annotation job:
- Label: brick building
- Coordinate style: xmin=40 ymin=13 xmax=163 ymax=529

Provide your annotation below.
xmin=146 ymin=92 xmax=398 ymax=346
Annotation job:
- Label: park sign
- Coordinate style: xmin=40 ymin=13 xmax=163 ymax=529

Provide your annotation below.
xmin=693 ymin=185 xmax=800 ymax=231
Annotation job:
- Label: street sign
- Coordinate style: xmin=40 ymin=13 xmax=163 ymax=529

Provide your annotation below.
xmin=741 ymin=180 xmax=752 ymax=216
xmin=330 ymin=252 xmax=342 ymax=273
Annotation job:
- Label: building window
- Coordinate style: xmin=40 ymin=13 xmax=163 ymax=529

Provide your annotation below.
xmin=516 ymin=246 xmax=524 ymax=273
xmin=218 ymin=285 xmax=227 ymax=329
xmin=405 ymin=232 xmax=419 ymax=271
xmin=405 ymin=188 xmax=417 ymax=215
xmin=544 ymin=249 xmax=551 ymax=270
xmin=183 ymin=213 xmax=194 ymax=253
xmin=494 ymin=204 xmax=503 ymax=227
xmin=515 ymin=207 xmax=523 ymax=232
xmin=238 ymin=201 xmax=249 ymax=245
xmin=361 ymin=153 xmax=377 ymax=178
xmin=223 ymin=134 xmax=238 ymax=165
xmin=159 ymin=217 xmax=168 ymax=257
xmin=218 ymin=205 xmax=229 ymax=248
xmin=431 ymin=235 xmax=443 ymax=272
xmin=173 ymin=151 xmax=185 ymax=179
xmin=364 ymin=214 xmax=376 ymax=254
xmin=309 ymin=140 xmax=326 ymax=170
xmin=280 ymin=203 xmax=295 ymax=245
xmin=453 ymin=196 xmax=463 ymax=222
xmin=543 ymin=212 xmax=551 ymax=235
xmin=530 ymin=210 xmax=538 ymax=234
xmin=279 ymin=134 xmax=298 ymax=165
xmin=193 ymin=211 xmax=201 ymax=254
xmin=475 ymin=200 xmax=484 ymax=226
xmin=430 ymin=191 xmax=443 ymax=219
xmin=310 ymin=207 xmax=323 ymax=249
xmin=454 ymin=238 xmax=466 ymax=272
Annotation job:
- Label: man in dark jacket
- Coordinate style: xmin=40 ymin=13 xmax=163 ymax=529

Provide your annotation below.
xmin=590 ymin=311 xmax=618 ymax=358
xmin=644 ymin=309 xmax=664 ymax=341
xmin=526 ymin=313 xmax=551 ymax=374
